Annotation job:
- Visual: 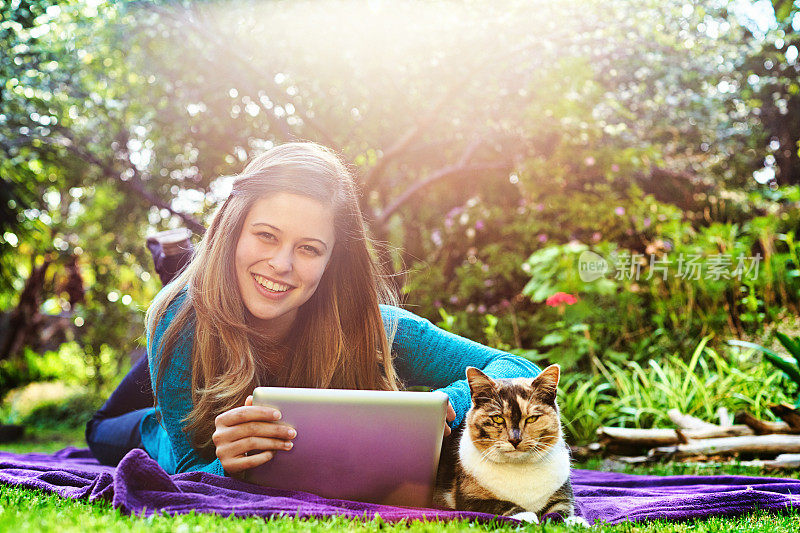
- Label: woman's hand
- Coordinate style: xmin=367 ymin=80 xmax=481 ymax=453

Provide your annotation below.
xmin=212 ymin=395 xmax=297 ymax=475
xmin=444 ymin=402 xmax=455 ymax=436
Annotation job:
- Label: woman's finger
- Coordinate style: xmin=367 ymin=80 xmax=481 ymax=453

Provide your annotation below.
xmin=218 ymin=436 xmax=294 ymax=459
xmin=215 ymin=405 xmax=281 ymax=427
xmin=443 ymin=402 xmax=456 ymax=437
xmin=245 ymin=395 xmax=253 ymax=407
xmin=221 ymin=449 xmax=276 ymax=474
xmin=217 ymin=421 xmax=297 ymax=443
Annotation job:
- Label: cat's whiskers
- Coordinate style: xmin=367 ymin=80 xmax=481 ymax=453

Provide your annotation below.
xmin=519 ymin=435 xmax=558 ymax=454
xmin=478 ymin=443 xmax=501 ymax=463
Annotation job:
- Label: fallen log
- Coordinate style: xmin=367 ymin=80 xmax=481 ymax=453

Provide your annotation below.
xmin=765 ymin=453 xmax=800 ymax=469
xmin=597 ymin=425 xmax=753 ymax=448
xmin=597 ymin=427 xmax=679 ymax=447
xmin=734 ymin=411 xmax=799 ymax=435
xmin=667 ymin=409 xmax=718 ymax=431
xmin=650 ymin=434 xmax=800 ymax=459
xmin=569 ymin=443 xmax=603 ymax=461
xmin=770 ymin=403 xmax=800 ymax=431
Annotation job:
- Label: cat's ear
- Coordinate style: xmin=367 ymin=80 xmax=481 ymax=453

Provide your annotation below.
xmin=466 ymin=367 xmax=497 ymax=402
xmin=530 ymin=364 xmax=560 ymax=405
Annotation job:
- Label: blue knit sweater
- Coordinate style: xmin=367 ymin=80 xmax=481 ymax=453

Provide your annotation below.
xmin=140 ymin=289 xmax=540 ymax=477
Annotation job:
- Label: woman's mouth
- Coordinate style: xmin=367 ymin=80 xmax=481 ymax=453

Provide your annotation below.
xmin=252 ymin=273 xmax=293 ymax=294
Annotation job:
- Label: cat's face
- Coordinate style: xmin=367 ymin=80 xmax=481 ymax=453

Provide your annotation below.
xmin=464 ymin=365 xmax=561 ymax=463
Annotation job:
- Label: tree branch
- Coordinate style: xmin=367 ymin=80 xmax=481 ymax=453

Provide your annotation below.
xmin=360 ymin=39 xmax=543 ymax=189
xmin=375 ymin=138 xmax=512 ymax=226
xmin=9 ymin=131 xmax=206 ymax=234
xmin=68 ymin=144 xmax=207 ymax=234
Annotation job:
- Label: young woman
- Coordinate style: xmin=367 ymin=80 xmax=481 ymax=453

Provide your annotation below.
xmin=85 ymin=142 xmax=541 ymax=477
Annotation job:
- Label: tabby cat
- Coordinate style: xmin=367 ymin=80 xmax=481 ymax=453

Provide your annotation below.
xmin=433 ymin=364 xmax=587 ymax=525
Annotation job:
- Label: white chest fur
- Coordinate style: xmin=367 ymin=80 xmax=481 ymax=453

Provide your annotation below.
xmin=458 ymin=430 xmax=570 ymax=512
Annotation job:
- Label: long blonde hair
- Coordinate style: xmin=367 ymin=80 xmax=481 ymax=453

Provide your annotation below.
xmin=145 ymin=142 xmax=400 ymax=455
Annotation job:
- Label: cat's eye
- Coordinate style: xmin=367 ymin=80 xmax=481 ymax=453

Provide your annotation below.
xmin=490 ymin=415 xmax=505 ymax=424
xmin=526 ymin=415 xmax=539 ymax=424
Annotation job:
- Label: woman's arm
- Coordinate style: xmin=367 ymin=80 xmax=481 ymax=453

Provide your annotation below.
xmin=381 ymin=305 xmax=541 ymax=429
xmin=145 ymin=289 xmax=293 ymax=476
xmin=145 ymin=291 xmax=226 ymax=476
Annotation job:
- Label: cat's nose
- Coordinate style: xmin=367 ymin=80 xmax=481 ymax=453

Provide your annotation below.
xmin=508 ymin=437 xmax=522 ymax=448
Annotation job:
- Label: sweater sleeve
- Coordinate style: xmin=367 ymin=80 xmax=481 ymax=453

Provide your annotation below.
xmin=145 ymin=289 xmax=226 ymax=477
xmin=381 ymin=305 xmax=541 ymax=428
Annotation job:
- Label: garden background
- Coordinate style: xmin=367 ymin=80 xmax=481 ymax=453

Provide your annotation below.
xmin=2 ymin=0 xmax=800 ymax=479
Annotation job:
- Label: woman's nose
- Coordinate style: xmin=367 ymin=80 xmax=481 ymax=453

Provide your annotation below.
xmin=267 ymin=245 xmax=293 ymax=273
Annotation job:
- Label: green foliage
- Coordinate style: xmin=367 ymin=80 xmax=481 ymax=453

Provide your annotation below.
xmin=729 ymin=330 xmax=800 ymax=407
xmin=20 ymin=391 xmax=102 ymax=431
xmin=559 ymin=338 xmax=794 ymax=445
xmin=2 ymin=0 xmax=800 ymax=425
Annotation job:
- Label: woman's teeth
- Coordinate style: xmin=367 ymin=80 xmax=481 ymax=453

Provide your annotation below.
xmin=253 ymin=274 xmax=290 ymax=292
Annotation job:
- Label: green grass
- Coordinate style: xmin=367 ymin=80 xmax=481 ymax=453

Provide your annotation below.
xmin=0 ymin=426 xmax=84 ymax=454
xmin=559 ymin=341 xmax=796 ymax=445
xmin=0 ymin=483 xmax=799 ymax=533
xmin=2 ymin=430 xmax=800 ymax=532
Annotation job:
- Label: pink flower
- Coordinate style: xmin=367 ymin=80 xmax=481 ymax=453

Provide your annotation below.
xmin=611 ymin=164 xmax=620 ymax=172
xmin=615 ymin=206 xmax=625 ymax=216
xmin=538 ymin=233 xmax=548 ymax=243
xmin=475 ymin=220 xmax=485 ymax=230
xmin=584 ymin=156 xmax=596 ymax=166
xmin=545 ymin=292 xmax=578 ymax=307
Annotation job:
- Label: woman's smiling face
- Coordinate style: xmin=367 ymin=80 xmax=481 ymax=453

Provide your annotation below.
xmin=234 ymin=192 xmax=336 ymax=337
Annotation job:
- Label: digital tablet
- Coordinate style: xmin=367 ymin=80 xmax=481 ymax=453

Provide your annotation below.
xmin=247 ymin=387 xmax=449 ymax=507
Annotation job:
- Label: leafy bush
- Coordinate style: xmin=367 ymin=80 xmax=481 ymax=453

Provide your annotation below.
xmin=20 ymin=391 xmax=103 ymax=431
xmin=0 ymin=343 xmax=130 ymax=400
xmin=407 ymin=183 xmax=800 ymax=377
xmin=558 ymin=337 xmax=795 ymax=445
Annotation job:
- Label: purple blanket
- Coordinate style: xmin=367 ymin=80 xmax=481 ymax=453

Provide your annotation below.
xmin=1 ymin=448 xmax=799 ymax=525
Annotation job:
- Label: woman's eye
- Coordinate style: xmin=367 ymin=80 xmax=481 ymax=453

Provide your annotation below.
xmin=490 ymin=415 xmax=505 ymax=424
xmin=257 ymin=231 xmax=277 ymax=241
xmin=300 ymin=245 xmax=321 ymax=255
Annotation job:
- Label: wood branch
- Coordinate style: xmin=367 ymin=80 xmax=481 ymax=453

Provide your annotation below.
xmin=717 ymin=407 xmax=731 ymax=428
xmin=734 ymin=410 xmax=799 ymax=435
xmin=568 ymin=443 xmax=603 ymax=461
xmin=768 ymin=453 xmax=800 ymax=469
xmin=770 ymin=403 xmax=800 ymax=431
xmin=361 ymin=38 xmax=544 ymax=187
xmin=597 ymin=427 xmax=680 ymax=447
xmin=374 ymin=138 xmax=511 ymax=226
xmin=667 ymin=409 xmax=718 ymax=431
xmin=374 ymin=161 xmax=511 ymax=227
xmin=58 ymin=135 xmax=206 ymax=234
xmin=651 ymin=434 xmax=800 ymax=459
xmin=597 ymin=425 xmax=754 ymax=448
xmin=11 ymin=131 xmax=206 ymax=234
xmin=683 ymin=425 xmax=753 ymax=439
xmin=0 ymin=257 xmax=52 ymax=361
xmin=362 ymin=91 xmax=452 ymax=186
xmin=73 ymin=146 xmax=207 ymax=234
